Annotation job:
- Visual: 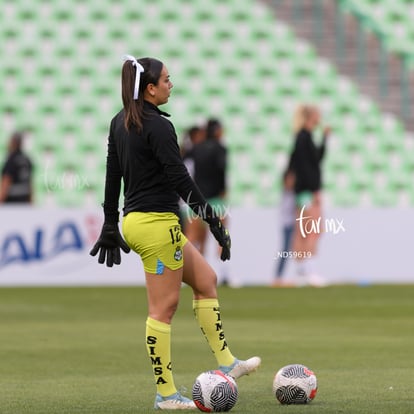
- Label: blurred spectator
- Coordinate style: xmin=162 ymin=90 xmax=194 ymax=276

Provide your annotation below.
xmin=181 ymin=125 xmax=206 ymax=177
xmin=184 ymin=118 xmax=228 ymax=281
xmin=272 ymin=168 xmax=296 ymax=287
xmin=0 ymin=131 xmax=33 ymax=204
xmin=289 ymin=104 xmax=330 ymax=286
xmin=179 ymin=125 xmax=206 ymax=232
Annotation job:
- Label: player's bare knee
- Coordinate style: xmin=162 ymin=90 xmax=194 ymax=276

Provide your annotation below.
xmin=149 ymin=302 xmax=178 ymax=324
xmin=192 ymin=270 xmax=217 ymax=299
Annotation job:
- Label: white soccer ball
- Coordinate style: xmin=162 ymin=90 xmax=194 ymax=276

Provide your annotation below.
xmin=192 ymin=370 xmax=238 ymax=412
xmin=273 ymin=364 xmax=318 ymax=404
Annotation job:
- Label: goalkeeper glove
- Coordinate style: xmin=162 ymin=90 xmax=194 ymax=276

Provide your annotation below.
xmin=89 ymin=223 xmax=130 ymax=267
xmin=208 ymin=217 xmax=231 ymax=261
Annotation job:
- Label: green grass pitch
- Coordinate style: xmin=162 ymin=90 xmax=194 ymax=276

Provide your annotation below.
xmin=1 ymin=285 xmax=413 ymax=413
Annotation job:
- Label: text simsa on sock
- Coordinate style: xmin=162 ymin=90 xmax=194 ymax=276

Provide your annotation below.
xmin=193 ymin=299 xmax=235 ymax=367
xmin=145 ymin=317 xmax=177 ymax=397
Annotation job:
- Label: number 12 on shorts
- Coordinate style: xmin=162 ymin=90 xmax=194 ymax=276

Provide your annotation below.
xmin=169 ymin=226 xmax=181 ymax=244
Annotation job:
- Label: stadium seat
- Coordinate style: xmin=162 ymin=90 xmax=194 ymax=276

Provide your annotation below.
xmin=342 ymin=0 xmax=414 ymax=56
xmin=0 ymin=0 xmax=412 ymax=208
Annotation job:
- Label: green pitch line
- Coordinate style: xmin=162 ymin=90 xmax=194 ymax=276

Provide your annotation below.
xmin=0 ymin=285 xmax=413 ymax=414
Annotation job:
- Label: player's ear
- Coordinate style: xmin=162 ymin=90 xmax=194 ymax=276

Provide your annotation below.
xmin=146 ymin=83 xmax=156 ymax=97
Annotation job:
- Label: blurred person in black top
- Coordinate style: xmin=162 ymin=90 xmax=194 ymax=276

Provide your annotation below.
xmin=193 ymin=119 xmax=226 ymax=201
xmin=89 ymin=55 xmax=260 ymax=409
xmin=184 ymin=119 xmax=228 ymax=261
xmin=181 ymin=125 xmax=205 ymax=166
xmin=289 ymin=104 xmax=330 ymax=286
xmin=179 ymin=125 xmax=205 ymax=232
xmin=0 ymin=131 xmax=33 ymax=203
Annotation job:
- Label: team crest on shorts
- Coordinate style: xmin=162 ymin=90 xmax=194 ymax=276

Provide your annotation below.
xmin=174 ymin=246 xmax=183 ymax=261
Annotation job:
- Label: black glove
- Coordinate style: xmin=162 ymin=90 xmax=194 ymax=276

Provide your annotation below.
xmin=89 ymin=223 xmax=130 ymax=267
xmin=208 ymin=218 xmax=231 ymax=261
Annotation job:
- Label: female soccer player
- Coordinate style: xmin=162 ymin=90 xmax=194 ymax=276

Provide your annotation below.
xmin=184 ymin=119 xmax=230 ymax=284
xmin=289 ymin=104 xmax=330 ymax=285
xmin=90 ymin=55 xmax=260 ymax=410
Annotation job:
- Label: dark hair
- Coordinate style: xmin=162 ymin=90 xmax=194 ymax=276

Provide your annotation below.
xmin=121 ymin=57 xmax=163 ymax=131
xmin=206 ymin=118 xmax=222 ymax=140
xmin=10 ymin=131 xmax=23 ymax=150
xmin=188 ymin=126 xmax=202 ymax=142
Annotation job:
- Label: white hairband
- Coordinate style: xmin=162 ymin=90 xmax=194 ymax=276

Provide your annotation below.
xmin=122 ymin=54 xmax=144 ymax=100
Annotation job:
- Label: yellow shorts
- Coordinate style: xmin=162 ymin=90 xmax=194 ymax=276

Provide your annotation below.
xmin=122 ymin=212 xmax=187 ymax=275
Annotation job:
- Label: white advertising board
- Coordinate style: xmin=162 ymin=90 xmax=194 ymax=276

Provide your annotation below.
xmin=0 ymin=206 xmax=413 ymax=286
xmin=0 ymin=207 xmax=145 ymax=286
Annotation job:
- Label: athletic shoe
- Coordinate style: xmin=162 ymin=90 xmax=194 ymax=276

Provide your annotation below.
xmin=154 ymin=392 xmax=196 ymax=410
xmin=307 ymin=273 xmax=328 ymax=287
xmin=219 ymin=356 xmax=261 ymax=379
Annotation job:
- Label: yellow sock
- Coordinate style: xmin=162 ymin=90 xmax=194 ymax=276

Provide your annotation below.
xmin=193 ymin=299 xmax=235 ymax=367
xmin=145 ymin=317 xmax=177 ymax=397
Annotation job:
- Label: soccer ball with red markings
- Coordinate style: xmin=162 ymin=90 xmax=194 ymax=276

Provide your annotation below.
xmin=273 ymin=364 xmax=318 ymax=404
xmin=192 ymin=370 xmax=238 ymax=412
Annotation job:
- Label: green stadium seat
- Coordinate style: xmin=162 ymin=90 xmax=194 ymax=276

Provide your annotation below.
xmin=343 ymin=0 xmax=414 ymax=55
xmin=1 ymin=0 xmax=411 ymax=208
xmin=370 ymin=187 xmax=398 ymax=207
xmin=332 ymin=190 xmax=360 ymax=207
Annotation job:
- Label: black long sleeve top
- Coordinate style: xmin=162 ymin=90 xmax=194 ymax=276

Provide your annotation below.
xmin=190 ymin=138 xmax=227 ymax=199
xmin=1 ymin=149 xmax=32 ymax=202
xmin=103 ymin=101 xmax=213 ymax=224
xmin=289 ymin=128 xmax=326 ymax=194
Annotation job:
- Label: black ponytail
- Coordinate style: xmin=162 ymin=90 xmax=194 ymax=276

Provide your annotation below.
xmin=121 ymin=57 xmax=163 ymax=132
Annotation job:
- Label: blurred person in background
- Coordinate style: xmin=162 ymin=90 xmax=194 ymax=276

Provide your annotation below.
xmin=184 ymin=118 xmax=229 ymax=283
xmin=0 ymin=131 xmax=33 ymax=204
xmin=181 ymin=125 xmax=205 ymax=165
xmin=289 ymin=104 xmax=330 ymax=286
xmin=272 ymin=167 xmax=296 ymax=287
xmin=179 ymin=125 xmax=206 ymax=232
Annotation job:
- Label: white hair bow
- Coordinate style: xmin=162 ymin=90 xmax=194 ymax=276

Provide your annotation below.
xmin=122 ymin=54 xmax=144 ymax=100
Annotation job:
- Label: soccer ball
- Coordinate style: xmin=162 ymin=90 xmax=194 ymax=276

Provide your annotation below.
xmin=192 ymin=370 xmax=238 ymax=412
xmin=273 ymin=364 xmax=318 ymax=404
